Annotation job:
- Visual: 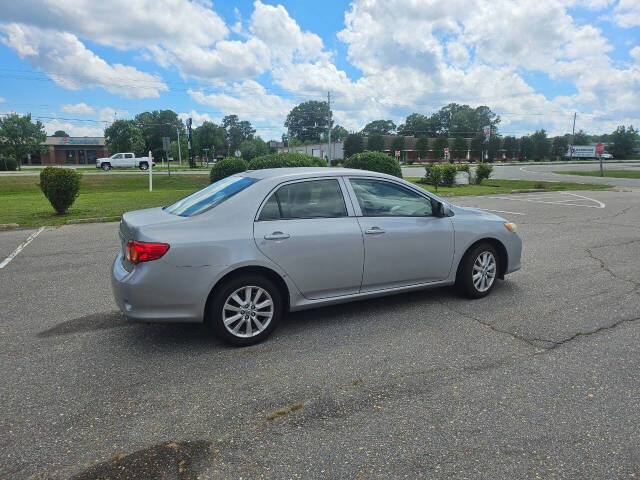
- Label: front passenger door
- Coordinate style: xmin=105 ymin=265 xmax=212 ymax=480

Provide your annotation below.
xmin=253 ymin=178 xmax=364 ymax=299
xmin=348 ymin=178 xmax=454 ymax=290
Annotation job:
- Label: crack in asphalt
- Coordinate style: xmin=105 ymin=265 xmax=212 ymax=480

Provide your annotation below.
xmin=585 ymin=243 xmax=640 ymax=291
xmin=544 ymin=316 xmax=640 ymax=350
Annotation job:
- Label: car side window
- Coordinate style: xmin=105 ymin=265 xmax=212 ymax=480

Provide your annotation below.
xmin=113 ymin=153 xmax=123 ymax=159
xmin=258 ymin=179 xmax=347 ymax=220
xmin=125 ymin=153 xmax=133 ymax=158
xmin=349 ymin=179 xmax=433 ymax=217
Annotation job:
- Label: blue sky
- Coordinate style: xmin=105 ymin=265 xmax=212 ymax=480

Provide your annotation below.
xmin=0 ymin=0 xmax=638 ymax=139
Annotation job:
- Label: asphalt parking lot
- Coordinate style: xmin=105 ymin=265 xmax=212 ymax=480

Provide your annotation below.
xmin=1 ymin=187 xmax=639 ymax=479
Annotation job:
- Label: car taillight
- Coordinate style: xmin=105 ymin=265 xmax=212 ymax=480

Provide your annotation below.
xmin=125 ymin=240 xmax=170 ymax=264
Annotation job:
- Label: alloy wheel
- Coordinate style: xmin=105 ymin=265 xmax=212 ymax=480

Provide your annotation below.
xmin=472 ymin=251 xmax=496 ymax=292
xmin=222 ymin=286 xmax=274 ymax=338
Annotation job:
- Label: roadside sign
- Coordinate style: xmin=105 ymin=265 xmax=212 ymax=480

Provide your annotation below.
xmin=162 ymin=136 xmax=170 ymax=152
xmin=444 ymin=147 xmax=450 ymax=161
xmin=395 ymin=150 xmax=400 ymax=158
xmin=483 ymin=125 xmax=490 ymax=142
xmin=596 ymin=142 xmax=604 ymax=155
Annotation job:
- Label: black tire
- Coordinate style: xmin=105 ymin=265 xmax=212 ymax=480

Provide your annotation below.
xmin=456 ymin=243 xmax=499 ymax=299
xmin=101 ymin=163 xmax=111 ymax=171
xmin=139 ymin=162 xmax=148 ymax=170
xmin=208 ymin=274 xmax=283 ymax=346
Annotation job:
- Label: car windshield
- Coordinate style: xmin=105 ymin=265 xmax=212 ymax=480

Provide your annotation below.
xmin=164 ymin=176 xmax=258 ymax=217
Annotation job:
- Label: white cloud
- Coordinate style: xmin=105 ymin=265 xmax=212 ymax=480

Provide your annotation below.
xmin=178 ymin=110 xmax=219 ymax=127
xmin=42 ymin=118 xmax=104 ymax=137
xmin=446 ymin=41 xmax=470 ymax=67
xmin=0 ymin=97 xmax=5 ymax=103
xmin=61 ymin=102 xmax=94 ymax=114
xmin=0 ymin=24 xmax=168 ymax=98
xmin=631 ymin=46 xmax=640 ymax=63
xmin=613 ymin=0 xmax=640 ymax=28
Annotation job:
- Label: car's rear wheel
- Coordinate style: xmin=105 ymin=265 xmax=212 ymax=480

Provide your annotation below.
xmin=139 ymin=162 xmax=148 ymax=170
xmin=208 ymin=274 xmax=282 ymax=346
xmin=457 ymin=243 xmax=499 ymax=298
xmin=101 ymin=163 xmax=111 ymax=171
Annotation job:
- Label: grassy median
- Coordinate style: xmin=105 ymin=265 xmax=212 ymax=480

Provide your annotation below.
xmin=407 ymin=178 xmax=612 ymax=197
xmin=552 ymin=169 xmax=640 ymax=179
xmin=0 ymin=174 xmax=210 ymax=227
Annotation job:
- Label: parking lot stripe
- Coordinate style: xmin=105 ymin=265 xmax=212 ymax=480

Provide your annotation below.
xmin=492 ymin=192 xmax=605 ymax=209
xmin=0 ymin=227 xmax=45 ymax=269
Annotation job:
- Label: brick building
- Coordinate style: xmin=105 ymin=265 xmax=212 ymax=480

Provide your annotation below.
xmin=24 ymin=136 xmax=108 ymax=166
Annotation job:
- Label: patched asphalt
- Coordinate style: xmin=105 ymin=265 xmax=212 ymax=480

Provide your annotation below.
xmin=1 ymin=188 xmax=639 ymax=479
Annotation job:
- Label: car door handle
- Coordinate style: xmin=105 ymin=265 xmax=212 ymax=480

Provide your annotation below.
xmin=264 ymin=231 xmax=290 ymax=240
xmin=365 ymin=226 xmax=385 ymax=235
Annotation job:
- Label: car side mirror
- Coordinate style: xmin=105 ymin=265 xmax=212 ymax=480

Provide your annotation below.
xmin=436 ymin=202 xmax=453 ymax=217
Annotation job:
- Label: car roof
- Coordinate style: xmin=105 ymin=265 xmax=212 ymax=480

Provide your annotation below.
xmin=240 ymin=167 xmax=398 ymax=181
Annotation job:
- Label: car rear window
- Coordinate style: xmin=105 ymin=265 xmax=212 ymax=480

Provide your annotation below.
xmin=164 ymin=176 xmax=258 ymax=217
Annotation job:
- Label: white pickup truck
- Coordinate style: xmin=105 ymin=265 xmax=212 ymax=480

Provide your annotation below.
xmin=96 ymin=153 xmax=155 ymax=171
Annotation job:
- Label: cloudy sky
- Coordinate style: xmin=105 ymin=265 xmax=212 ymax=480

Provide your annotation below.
xmin=0 ymin=0 xmax=638 ymax=139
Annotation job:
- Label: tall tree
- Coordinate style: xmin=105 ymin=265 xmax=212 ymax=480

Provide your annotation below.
xmin=391 ymin=136 xmax=405 ymax=159
xmin=366 ymin=134 xmax=386 ymax=151
xmin=193 ymin=121 xmax=225 ymax=157
xmin=285 ymin=101 xmax=330 ymax=142
xmin=432 ymin=136 xmax=449 ymax=160
xmin=531 ymin=129 xmax=550 ymax=160
xmin=134 ymin=110 xmax=185 ymax=160
xmin=415 ymin=136 xmax=430 ymax=159
xmin=572 ymin=129 xmax=589 ymax=146
xmin=52 ymin=130 xmax=69 ymax=137
xmin=239 ymin=137 xmax=268 ymax=161
xmin=610 ymin=125 xmax=638 ymax=158
xmin=397 ymin=113 xmax=437 ymax=136
xmin=474 ymin=106 xmax=501 ymax=135
xmin=0 ymin=113 xmax=47 ymax=170
xmin=551 ymin=136 xmax=568 ymax=159
xmin=222 ymin=115 xmax=255 ymax=154
xmin=520 ymin=136 xmax=534 ymax=160
xmin=343 ymin=133 xmax=364 ymax=158
xmin=452 ymin=136 xmax=468 ymax=160
xmin=331 ymin=125 xmax=349 ymax=141
xmin=502 ymin=136 xmax=518 ymax=159
xmin=104 ymin=120 xmax=145 ymax=156
xmin=362 ymin=120 xmax=396 ymax=136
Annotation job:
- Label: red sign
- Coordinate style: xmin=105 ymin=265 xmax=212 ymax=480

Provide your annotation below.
xmin=444 ymin=148 xmax=449 ymax=154
xmin=596 ymin=142 xmax=604 ymax=155
xmin=395 ymin=150 xmax=400 ymax=157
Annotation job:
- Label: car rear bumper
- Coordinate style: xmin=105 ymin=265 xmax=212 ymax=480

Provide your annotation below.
xmin=111 ymin=253 xmax=222 ymax=323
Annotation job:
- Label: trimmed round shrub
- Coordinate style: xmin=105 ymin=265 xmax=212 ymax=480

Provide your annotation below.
xmin=475 ymin=162 xmax=493 ymax=184
xmin=0 ymin=156 xmax=18 ymax=171
xmin=39 ymin=167 xmax=80 ymax=214
xmin=441 ymin=163 xmax=458 ymax=187
xmin=210 ymin=157 xmax=248 ymax=183
xmin=343 ymin=151 xmax=402 ymax=178
xmin=248 ymin=152 xmax=327 ymax=170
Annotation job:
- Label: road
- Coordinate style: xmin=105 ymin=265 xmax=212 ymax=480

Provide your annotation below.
xmin=1 ymin=188 xmax=640 ymax=479
xmin=403 ymin=161 xmax=640 ymax=187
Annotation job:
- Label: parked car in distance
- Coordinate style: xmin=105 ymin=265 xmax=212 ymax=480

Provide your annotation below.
xmin=112 ymin=168 xmax=522 ymax=346
xmin=96 ymin=153 xmax=155 ymax=171
xmin=601 ymin=153 xmax=613 ymax=159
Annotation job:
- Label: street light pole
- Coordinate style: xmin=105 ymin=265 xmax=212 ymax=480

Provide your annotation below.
xmin=176 ymin=127 xmax=182 ymax=165
xmin=327 ymin=91 xmax=332 ymax=166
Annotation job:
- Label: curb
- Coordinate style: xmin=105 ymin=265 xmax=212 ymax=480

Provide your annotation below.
xmin=510 ymin=189 xmax=546 ymax=194
xmin=65 ymin=216 xmax=121 ymax=225
xmin=0 ymin=223 xmax=20 ymax=230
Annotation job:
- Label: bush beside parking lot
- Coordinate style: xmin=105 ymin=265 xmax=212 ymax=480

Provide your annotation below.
xmin=343 ymin=151 xmax=402 ymax=178
xmin=39 ymin=167 xmax=81 ymax=214
xmin=0 ymin=156 xmax=18 ymax=171
xmin=210 ymin=157 xmax=248 ymax=183
xmin=248 ymin=152 xmax=327 ymax=170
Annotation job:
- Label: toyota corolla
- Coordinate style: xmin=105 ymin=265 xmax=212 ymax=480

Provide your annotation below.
xmin=112 ymin=168 xmax=522 ymax=346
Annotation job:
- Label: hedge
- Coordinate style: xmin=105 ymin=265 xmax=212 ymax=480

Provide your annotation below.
xmin=343 ymin=151 xmax=402 ymax=178
xmin=0 ymin=156 xmax=18 ymax=171
xmin=247 ymin=152 xmax=327 ymax=170
xmin=210 ymin=157 xmax=248 ymax=183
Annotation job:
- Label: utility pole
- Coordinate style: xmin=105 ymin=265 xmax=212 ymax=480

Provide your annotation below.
xmin=327 ymin=91 xmax=332 ymax=166
xmin=186 ymin=117 xmax=194 ymax=168
xmin=176 ymin=127 xmax=182 ymax=165
xmin=569 ymin=112 xmax=576 ymax=161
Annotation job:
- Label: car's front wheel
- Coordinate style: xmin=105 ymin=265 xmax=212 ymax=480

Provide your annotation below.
xmin=139 ymin=162 xmax=148 ymax=170
xmin=457 ymin=243 xmax=499 ymax=298
xmin=101 ymin=163 xmax=111 ymax=171
xmin=208 ymin=274 xmax=282 ymax=346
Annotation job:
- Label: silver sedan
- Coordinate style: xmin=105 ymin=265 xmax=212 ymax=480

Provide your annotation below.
xmin=112 ymin=168 xmax=522 ymax=346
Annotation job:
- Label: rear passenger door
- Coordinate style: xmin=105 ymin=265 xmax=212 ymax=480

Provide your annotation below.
xmin=123 ymin=153 xmax=135 ymax=167
xmin=253 ymin=178 xmax=364 ymax=299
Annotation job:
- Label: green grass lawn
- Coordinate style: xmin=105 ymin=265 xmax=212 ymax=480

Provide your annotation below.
xmin=406 ymin=178 xmax=612 ymax=197
xmin=0 ymin=174 xmax=210 ymax=227
xmin=553 ymin=169 xmax=640 ymax=179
